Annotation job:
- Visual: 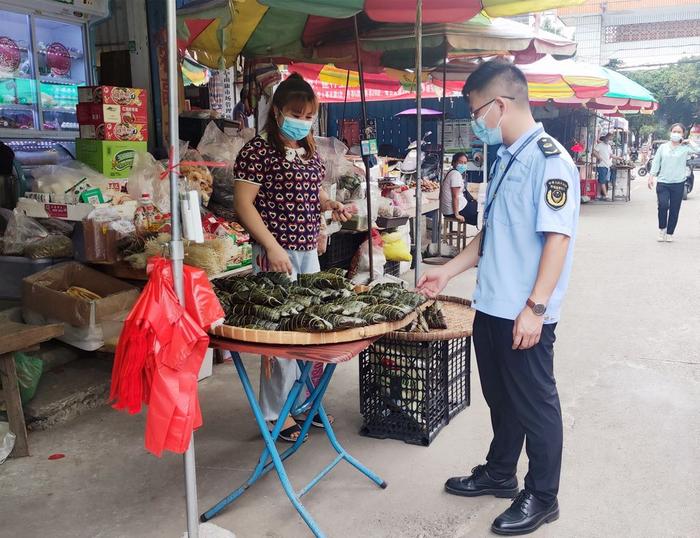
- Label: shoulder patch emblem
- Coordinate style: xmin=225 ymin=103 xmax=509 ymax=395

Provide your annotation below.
xmin=538 ymin=136 xmax=561 ymax=157
xmin=545 ymin=179 xmax=568 ymax=210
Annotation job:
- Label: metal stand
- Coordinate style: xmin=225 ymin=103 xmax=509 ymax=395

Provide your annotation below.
xmin=201 ymin=353 xmax=386 ymax=538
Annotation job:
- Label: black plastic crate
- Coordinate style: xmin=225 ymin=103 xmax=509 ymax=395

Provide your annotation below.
xmin=384 ymin=261 xmax=400 ymax=277
xmin=319 ymin=230 xmax=366 ymax=270
xmin=359 ymin=336 xmax=470 ymax=446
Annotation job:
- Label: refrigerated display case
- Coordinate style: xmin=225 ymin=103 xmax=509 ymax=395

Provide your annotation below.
xmin=0 ymin=0 xmax=109 ymax=172
xmin=0 ymin=0 xmax=109 ymax=143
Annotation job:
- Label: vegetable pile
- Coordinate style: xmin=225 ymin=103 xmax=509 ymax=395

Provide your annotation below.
xmin=213 ymin=269 xmax=427 ymax=332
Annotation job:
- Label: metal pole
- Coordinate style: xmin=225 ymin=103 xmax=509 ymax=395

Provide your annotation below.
xmin=436 ymin=38 xmax=448 ymax=248
xmin=354 ymin=15 xmax=375 ymax=282
xmin=340 ymin=68 xmax=351 ymax=141
xmin=166 ymin=1 xmax=199 ymax=536
xmin=414 ymin=0 xmax=423 ymax=286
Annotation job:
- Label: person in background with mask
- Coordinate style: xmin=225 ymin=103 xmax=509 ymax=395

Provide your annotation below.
xmin=417 ymin=59 xmax=580 ymax=536
xmin=234 ymin=73 xmax=351 ymax=443
xmin=441 ymin=152 xmax=477 ymax=225
xmin=648 ymin=122 xmax=700 ymax=242
xmin=592 ymin=133 xmax=622 ymax=201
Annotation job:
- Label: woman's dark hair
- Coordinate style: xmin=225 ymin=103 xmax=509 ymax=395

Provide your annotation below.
xmin=670 ymin=122 xmax=686 ymax=135
xmin=266 ymin=73 xmax=318 ymax=155
xmin=451 ymin=152 xmax=468 ymax=167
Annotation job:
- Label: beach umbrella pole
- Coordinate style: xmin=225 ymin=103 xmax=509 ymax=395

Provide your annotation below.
xmin=166 ymin=1 xmax=199 ymax=536
xmin=414 ymin=0 xmax=423 ymax=286
xmin=436 ymin=39 xmax=448 ymax=249
xmin=353 ymin=15 xmax=375 ymax=282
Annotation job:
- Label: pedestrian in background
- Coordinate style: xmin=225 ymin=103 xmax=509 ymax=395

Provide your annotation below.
xmin=592 ymin=133 xmax=622 ymax=201
xmin=648 ymin=123 xmax=700 ymax=242
xmin=441 ymin=152 xmax=478 ymax=225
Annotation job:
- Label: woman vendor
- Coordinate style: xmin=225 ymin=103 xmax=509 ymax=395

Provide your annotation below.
xmin=234 ymin=73 xmax=351 ymax=442
xmin=441 ymin=152 xmax=478 ymax=225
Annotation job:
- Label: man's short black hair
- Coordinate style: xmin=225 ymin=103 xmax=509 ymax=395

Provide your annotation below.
xmin=462 ymin=59 xmax=529 ymax=106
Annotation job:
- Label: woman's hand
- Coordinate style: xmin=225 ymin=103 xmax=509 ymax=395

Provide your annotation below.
xmin=648 ymin=175 xmax=655 ymax=190
xmin=266 ymin=244 xmax=293 ymax=274
xmin=455 ymin=214 xmax=465 ymax=223
xmin=323 ymin=200 xmax=353 ymax=222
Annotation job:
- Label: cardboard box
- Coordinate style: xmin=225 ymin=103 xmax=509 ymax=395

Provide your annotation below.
xmin=77 ymin=102 xmax=148 ymax=125
xmin=76 ymin=139 xmax=147 ymax=178
xmin=16 ymin=197 xmax=96 ymax=221
xmin=22 ymin=262 xmax=139 ymax=328
xmin=78 ymin=86 xmax=147 ymax=109
xmin=79 ymin=123 xmax=148 ymax=142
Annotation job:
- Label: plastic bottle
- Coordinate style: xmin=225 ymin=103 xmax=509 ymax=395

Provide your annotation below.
xmin=134 ymin=192 xmax=157 ymax=233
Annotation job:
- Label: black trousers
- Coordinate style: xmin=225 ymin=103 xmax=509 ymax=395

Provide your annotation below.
xmin=473 ymin=311 xmax=563 ymax=504
xmin=656 ymin=182 xmax=685 ymax=235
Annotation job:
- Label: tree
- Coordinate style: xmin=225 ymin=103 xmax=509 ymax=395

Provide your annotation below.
xmin=621 ymin=59 xmax=700 ymax=145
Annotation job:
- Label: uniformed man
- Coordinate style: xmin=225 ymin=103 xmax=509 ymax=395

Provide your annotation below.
xmin=417 ymin=59 xmax=580 ymax=535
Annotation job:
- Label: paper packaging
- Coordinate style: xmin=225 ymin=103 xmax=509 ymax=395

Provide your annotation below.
xmin=77 ymin=102 xmax=148 ymax=125
xmin=78 ymin=86 xmax=147 ymax=111
xmin=22 ymin=262 xmax=139 ymax=328
xmin=80 ymin=123 xmax=148 ymax=142
xmin=76 ymin=139 xmax=147 ymax=178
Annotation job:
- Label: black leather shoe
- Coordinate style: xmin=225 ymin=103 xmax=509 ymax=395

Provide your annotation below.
xmin=445 ymin=464 xmax=519 ymax=498
xmin=491 ymin=490 xmax=559 ymax=535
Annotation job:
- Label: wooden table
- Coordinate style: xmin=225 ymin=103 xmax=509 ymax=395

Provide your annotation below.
xmin=0 ymin=321 xmax=63 ymax=457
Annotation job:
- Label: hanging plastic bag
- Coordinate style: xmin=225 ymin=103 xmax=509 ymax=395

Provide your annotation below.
xmin=127 ymin=152 xmax=170 ymax=213
xmin=197 ymin=122 xmax=254 ymax=208
xmin=349 ymin=229 xmax=386 ymax=284
xmin=382 ymin=232 xmax=412 ymax=262
xmin=110 ymin=257 xmax=224 ymax=456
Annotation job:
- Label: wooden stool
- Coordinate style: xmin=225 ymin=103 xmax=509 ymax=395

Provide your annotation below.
xmin=0 ymin=321 xmax=63 ymax=458
xmin=441 ymin=216 xmax=469 ymax=250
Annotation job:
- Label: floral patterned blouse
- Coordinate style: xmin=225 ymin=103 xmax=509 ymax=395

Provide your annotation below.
xmin=234 ymin=136 xmax=325 ymax=251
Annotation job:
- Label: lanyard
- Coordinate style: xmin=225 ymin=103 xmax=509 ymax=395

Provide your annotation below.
xmin=479 ymin=128 xmax=543 ymax=256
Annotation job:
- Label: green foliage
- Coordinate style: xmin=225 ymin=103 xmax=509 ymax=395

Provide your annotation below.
xmin=626 ymin=60 xmax=700 ymax=127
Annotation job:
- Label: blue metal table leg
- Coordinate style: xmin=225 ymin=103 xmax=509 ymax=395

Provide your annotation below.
xmin=299 ymin=362 xmax=387 ymax=490
xmin=201 ymin=354 xmax=325 ymax=537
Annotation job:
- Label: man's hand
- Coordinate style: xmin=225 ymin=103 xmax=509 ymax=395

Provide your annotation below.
xmin=512 ymin=306 xmax=544 ymax=350
xmin=416 ymin=267 xmax=451 ymax=298
xmin=648 ymin=175 xmax=655 ymax=190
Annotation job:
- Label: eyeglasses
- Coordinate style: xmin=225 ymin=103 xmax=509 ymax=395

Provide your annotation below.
xmin=468 ymin=96 xmax=515 ymax=121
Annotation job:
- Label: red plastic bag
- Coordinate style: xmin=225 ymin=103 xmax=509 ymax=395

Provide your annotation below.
xmin=110 ymin=256 xmax=222 ymax=456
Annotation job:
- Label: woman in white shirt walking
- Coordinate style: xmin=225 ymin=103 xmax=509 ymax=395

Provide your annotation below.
xmin=441 ymin=152 xmax=477 ymax=225
xmin=648 ymin=123 xmax=700 ymax=242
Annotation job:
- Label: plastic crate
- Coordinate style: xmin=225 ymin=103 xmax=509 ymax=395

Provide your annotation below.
xmin=384 ymin=261 xmax=400 ymax=277
xmin=319 ymin=230 xmax=365 ymax=270
xmin=581 ymin=178 xmax=597 ymax=199
xmin=359 ymin=335 xmax=471 ymax=446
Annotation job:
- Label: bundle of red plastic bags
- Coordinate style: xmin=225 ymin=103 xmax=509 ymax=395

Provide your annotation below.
xmin=110 ymin=256 xmax=224 ymax=456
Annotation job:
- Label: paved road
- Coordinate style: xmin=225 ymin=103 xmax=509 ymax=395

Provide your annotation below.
xmin=1 ymin=177 xmax=699 ymax=538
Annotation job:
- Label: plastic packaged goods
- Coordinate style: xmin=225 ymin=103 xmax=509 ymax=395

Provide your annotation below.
xmin=2 ymin=211 xmax=48 ymax=255
xmin=127 ymin=152 xmax=170 ymax=213
xmin=134 ymin=193 xmax=158 ymax=234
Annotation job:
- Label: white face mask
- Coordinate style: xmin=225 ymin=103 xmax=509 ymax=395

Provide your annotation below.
xmin=670 ymin=132 xmax=683 ymax=143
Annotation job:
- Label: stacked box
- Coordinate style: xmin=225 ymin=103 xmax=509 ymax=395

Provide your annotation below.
xmin=76 ymin=86 xmax=148 ymax=177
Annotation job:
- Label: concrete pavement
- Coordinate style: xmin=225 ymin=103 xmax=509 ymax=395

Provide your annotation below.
xmin=1 ymin=178 xmax=699 ymax=538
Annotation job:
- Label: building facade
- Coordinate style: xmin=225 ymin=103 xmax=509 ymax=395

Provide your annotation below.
xmin=557 ymin=0 xmax=700 ymax=67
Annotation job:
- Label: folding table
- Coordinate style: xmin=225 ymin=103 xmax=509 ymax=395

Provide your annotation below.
xmin=202 ymin=337 xmax=387 ymax=538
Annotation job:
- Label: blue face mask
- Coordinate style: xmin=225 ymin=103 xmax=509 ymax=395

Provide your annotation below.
xmin=470 ymin=101 xmax=503 ymax=146
xmin=456 ymin=163 xmax=468 ymax=174
xmin=280 ymin=115 xmax=313 ymax=141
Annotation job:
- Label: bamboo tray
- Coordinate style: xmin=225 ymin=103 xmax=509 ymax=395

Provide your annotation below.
xmin=211 ymin=302 xmax=432 ymax=346
xmin=383 ymin=296 xmax=474 ymax=341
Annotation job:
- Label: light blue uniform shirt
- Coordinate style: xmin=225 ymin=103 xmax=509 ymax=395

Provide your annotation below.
xmin=473 ymin=123 xmax=580 ymax=324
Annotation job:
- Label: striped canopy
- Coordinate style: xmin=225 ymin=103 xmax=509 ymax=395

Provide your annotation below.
xmin=177 ymin=0 xmax=584 ymax=69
